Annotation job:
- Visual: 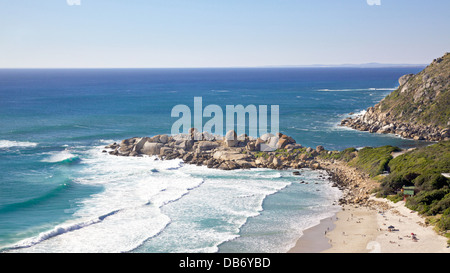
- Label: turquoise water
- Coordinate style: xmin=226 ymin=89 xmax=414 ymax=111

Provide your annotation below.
xmin=0 ymin=67 xmax=425 ymax=252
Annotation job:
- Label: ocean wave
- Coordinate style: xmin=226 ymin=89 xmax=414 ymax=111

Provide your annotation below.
xmin=4 ymin=207 xmax=131 ymax=252
xmin=0 ymin=181 xmax=72 ymax=214
xmin=4 ymin=193 xmax=175 ymax=253
xmin=6 ymin=146 xmax=204 ymax=252
xmin=6 ymin=217 xmax=102 ymax=251
xmin=41 ymin=150 xmax=81 ymax=164
xmin=6 ymin=144 xmax=342 ymax=253
xmin=0 ymin=140 xmax=38 ymax=149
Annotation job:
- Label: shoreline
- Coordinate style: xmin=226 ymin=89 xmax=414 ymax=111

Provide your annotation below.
xmin=287 ymin=214 xmax=337 ymax=253
xmin=107 ymin=132 xmax=449 ymax=253
xmin=288 ymin=198 xmax=450 ymax=253
xmin=288 ymin=160 xmax=450 ymax=253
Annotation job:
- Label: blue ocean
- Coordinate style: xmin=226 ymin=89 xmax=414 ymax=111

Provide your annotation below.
xmin=0 ymin=67 xmax=425 ymax=253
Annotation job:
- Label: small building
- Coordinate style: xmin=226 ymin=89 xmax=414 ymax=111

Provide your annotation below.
xmin=401 ymin=186 xmax=416 ymax=201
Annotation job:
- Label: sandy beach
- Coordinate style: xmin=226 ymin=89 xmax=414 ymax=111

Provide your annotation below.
xmin=289 ymin=158 xmax=450 ymax=253
xmin=289 ymin=196 xmax=450 ymax=253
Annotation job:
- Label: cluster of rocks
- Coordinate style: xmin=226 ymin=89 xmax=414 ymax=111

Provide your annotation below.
xmin=340 ymin=111 xmax=450 ymax=141
xmin=318 ymin=159 xmax=383 ymax=207
xmin=104 ymin=129 xmax=326 ymax=171
xmin=105 ymin=130 xmax=395 ymax=209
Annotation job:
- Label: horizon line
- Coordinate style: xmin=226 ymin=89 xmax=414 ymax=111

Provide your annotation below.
xmin=0 ymin=63 xmax=428 ymax=70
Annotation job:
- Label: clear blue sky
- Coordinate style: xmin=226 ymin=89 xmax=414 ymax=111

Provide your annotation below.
xmin=1 ymin=0 xmax=449 ymax=68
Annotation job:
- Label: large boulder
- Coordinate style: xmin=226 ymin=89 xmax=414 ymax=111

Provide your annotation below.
xmin=267 ymin=136 xmax=279 ymax=149
xmin=213 ymin=151 xmax=250 ymax=161
xmin=202 ymin=131 xmax=215 ymax=141
xmin=245 ymin=141 xmax=256 ymax=151
xmin=159 ymin=134 xmax=169 ymax=144
xmin=133 ymin=137 xmax=148 ymax=152
xmin=148 ymin=135 xmax=160 ymax=143
xmin=273 ymin=157 xmax=282 ymax=167
xmin=159 ymin=146 xmax=173 ymax=156
xmin=175 ymin=139 xmax=194 ymax=151
xmin=255 ymin=157 xmax=267 ymax=166
xmin=260 ymin=133 xmax=274 ymax=142
xmin=197 ymin=141 xmax=220 ymax=152
xmin=141 ymin=142 xmax=164 ymax=156
xmin=225 ymin=130 xmax=238 ymax=147
xmin=255 ymin=138 xmax=265 ymax=151
xmin=316 ymin=145 xmax=325 ymax=153
xmin=277 ymin=138 xmax=289 ymax=149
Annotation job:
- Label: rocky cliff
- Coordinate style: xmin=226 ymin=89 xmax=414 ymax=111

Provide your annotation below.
xmin=341 ymin=52 xmax=450 ymax=141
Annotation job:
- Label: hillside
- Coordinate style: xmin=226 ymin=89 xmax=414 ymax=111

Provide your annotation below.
xmin=341 ymin=52 xmax=450 ymax=141
xmin=319 ymin=141 xmax=450 ymax=233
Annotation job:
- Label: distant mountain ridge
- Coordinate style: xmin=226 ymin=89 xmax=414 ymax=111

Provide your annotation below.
xmin=341 ymin=52 xmax=450 ymax=141
xmin=262 ymin=63 xmax=427 ymax=68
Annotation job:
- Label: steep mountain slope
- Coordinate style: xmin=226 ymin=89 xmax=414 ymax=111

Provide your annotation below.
xmin=341 ymin=52 xmax=450 ymax=141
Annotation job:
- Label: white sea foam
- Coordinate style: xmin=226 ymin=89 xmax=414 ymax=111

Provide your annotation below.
xmin=350 ymin=109 xmax=367 ymax=117
xmin=135 ymin=166 xmax=293 ymax=253
xmin=41 ymin=150 xmax=79 ymax=163
xmin=0 ymin=140 xmax=38 ymax=149
xmin=7 ymin=146 xmax=341 ymax=253
xmin=8 ymin=147 xmax=204 ymax=253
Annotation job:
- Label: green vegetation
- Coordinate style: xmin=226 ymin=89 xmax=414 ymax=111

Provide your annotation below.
xmin=320 ymin=145 xmax=400 ymax=177
xmin=319 ymin=147 xmax=357 ymax=162
xmin=328 ymin=141 xmax=450 ymax=233
xmin=379 ymin=141 xmax=450 ymax=195
xmin=348 ymin=146 xmax=401 ymax=178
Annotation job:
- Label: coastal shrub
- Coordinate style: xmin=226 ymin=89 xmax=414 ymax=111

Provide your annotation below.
xmin=386 ymin=193 xmax=403 ymax=203
xmin=378 ymin=141 xmax=450 ymax=218
xmin=348 ymin=146 xmax=401 ymax=178
xmin=436 ymin=214 xmax=450 ymax=232
xmin=254 ymin=151 xmax=269 ymax=159
xmin=444 ymin=207 xmax=450 ymax=216
xmin=379 ymin=174 xmax=412 ymax=195
xmin=428 ymin=193 xmax=450 ymax=215
xmin=406 ymin=189 xmax=450 ymax=215
xmin=414 ymin=172 xmax=450 ymax=191
xmin=319 ymin=147 xmax=357 ymax=162
xmin=388 ymin=141 xmax=450 ymax=180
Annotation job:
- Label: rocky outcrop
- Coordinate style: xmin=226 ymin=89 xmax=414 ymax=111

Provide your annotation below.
xmin=104 ymin=129 xmax=326 ymax=171
xmin=341 ymin=52 xmax=450 ymax=142
xmin=105 ymin=131 xmax=398 ymax=208
xmin=318 ymin=159 xmax=376 ymax=205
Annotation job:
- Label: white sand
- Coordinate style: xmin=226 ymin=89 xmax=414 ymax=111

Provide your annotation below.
xmin=323 ymin=197 xmax=450 ymax=253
